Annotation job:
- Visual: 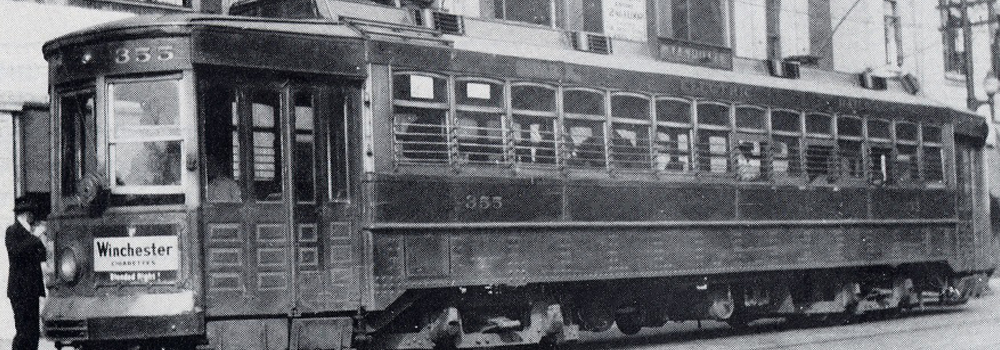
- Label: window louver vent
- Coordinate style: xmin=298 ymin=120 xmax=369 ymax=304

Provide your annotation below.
xmin=571 ymin=32 xmax=612 ymax=54
xmin=433 ymin=12 xmax=463 ymax=35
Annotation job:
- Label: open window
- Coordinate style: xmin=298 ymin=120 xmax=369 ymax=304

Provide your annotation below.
xmin=867 ymin=118 xmax=893 ymax=185
xmin=455 ymin=78 xmax=505 ymax=165
xmin=654 ymin=98 xmax=692 ymax=172
xmin=490 ymin=0 xmax=553 ymax=26
xmin=511 ymin=84 xmax=557 ymax=165
xmin=770 ymin=109 xmax=801 ymax=178
xmin=695 ymin=102 xmax=731 ymax=174
xmin=610 ymin=93 xmax=651 ymax=169
xmin=393 ymin=73 xmax=449 ymax=162
xmin=895 ymin=121 xmax=919 ymax=184
xmin=804 ymin=113 xmax=835 ymax=182
xmin=734 ymin=106 xmax=767 ymax=180
xmin=563 ymin=89 xmax=606 ymax=168
xmin=836 ymin=116 xmax=865 ymax=181
xmin=922 ymin=124 xmax=945 ymax=185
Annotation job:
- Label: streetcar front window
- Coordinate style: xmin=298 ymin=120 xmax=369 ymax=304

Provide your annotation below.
xmin=109 ymin=77 xmax=185 ymax=196
xmin=59 ymin=90 xmax=96 ymax=196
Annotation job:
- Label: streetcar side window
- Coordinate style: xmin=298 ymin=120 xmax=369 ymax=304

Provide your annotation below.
xmin=734 ymin=106 xmax=767 ymax=181
xmin=895 ymin=121 xmax=919 ymax=184
xmin=564 ymin=89 xmax=606 ymax=168
xmin=868 ymin=118 xmax=893 ymax=185
xmin=393 ymin=73 xmax=449 ymax=162
xmin=696 ymin=102 xmax=731 ymax=174
xmin=204 ymin=85 xmax=242 ymax=202
xmin=654 ymin=99 xmax=692 ymax=172
xmin=108 ymin=78 xmax=183 ymax=194
xmin=610 ymin=94 xmax=651 ymax=169
xmin=770 ymin=110 xmax=802 ymax=178
xmin=59 ymin=89 xmax=95 ymax=197
xmin=455 ymin=79 xmax=505 ymax=164
xmin=511 ymin=84 xmax=557 ymax=165
xmin=922 ymin=124 xmax=945 ymax=184
xmin=804 ymin=113 xmax=834 ymax=181
xmin=836 ymin=116 xmax=864 ymax=180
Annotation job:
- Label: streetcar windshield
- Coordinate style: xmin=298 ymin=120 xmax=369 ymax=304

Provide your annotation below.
xmin=108 ymin=78 xmax=184 ymax=193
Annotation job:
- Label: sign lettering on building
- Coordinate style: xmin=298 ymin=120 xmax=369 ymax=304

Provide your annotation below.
xmin=658 ymin=38 xmax=734 ymax=70
xmin=603 ymin=0 xmax=647 ymax=42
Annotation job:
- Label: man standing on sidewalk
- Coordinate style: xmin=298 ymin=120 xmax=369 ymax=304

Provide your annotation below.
xmin=6 ymin=197 xmax=46 ymax=350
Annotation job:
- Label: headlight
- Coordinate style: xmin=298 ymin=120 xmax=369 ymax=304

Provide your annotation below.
xmin=58 ymin=248 xmax=79 ymax=285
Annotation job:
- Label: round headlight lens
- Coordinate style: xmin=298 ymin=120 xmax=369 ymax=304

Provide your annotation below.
xmin=58 ymin=248 xmax=79 ymax=284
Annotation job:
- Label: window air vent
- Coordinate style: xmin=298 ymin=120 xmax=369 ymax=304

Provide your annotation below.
xmin=417 ymin=9 xmax=464 ymax=35
xmin=767 ymin=59 xmax=800 ymax=79
xmin=571 ymin=32 xmax=612 ymax=55
xmin=859 ymin=70 xmax=888 ymax=90
xmin=900 ymin=73 xmax=920 ymax=94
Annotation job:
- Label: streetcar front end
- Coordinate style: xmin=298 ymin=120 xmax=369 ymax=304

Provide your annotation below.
xmin=41 ymin=23 xmax=203 ymax=347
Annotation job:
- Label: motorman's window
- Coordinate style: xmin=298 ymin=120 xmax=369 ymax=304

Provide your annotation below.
xmin=922 ymin=124 xmax=945 ymax=184
xmin=895 ymin=121 xmax=919 ymax=184
xmin=770 ymin=110 xmax=801 ymax=177
xmin=108 ymin=78 xmax=183 ymax=193
xmin=867 ymin=118 xmax=892 ymax=184
xmin=610 ymin=94 xmax=651 ymax=169
xmin=490 ymin=0 xmax=553 ymax=26
xmin=696 ymin=102 xmax=730 ymax=173
xmin=511 ymin=84 xmax=557 ymax=165
xmin=251 ymin=90 xmax=283 ymax=201
xmin=393 ymin=73 xmax=449 ymax=162
xmin=564 ymin=89 xmax=606 ymax=168
xmin=455 ymin=79 xmax=505 ymax=164
xmin=59 ymin=89 xmax=95 ymax=197
xmin=654 ymin=99 xmax=691 ymax=172
xmin=204 ymin=85 xmax=242 ymax=202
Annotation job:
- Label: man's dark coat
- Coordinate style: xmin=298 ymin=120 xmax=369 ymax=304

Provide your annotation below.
xmin=6 ymin=222 xmax=46 ymax=298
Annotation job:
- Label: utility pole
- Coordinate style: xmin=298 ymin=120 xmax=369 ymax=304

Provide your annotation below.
xmin=964 ymin=0 xmax=981 ymax=110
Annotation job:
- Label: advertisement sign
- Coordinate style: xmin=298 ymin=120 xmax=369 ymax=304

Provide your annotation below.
xmin=94 ymin=236 xmax=179 ymax=273
xmin=602 ymin=0 xmax=647 ymax=42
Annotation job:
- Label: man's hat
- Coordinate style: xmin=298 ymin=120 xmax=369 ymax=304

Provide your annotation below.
xmin=13 ymin=196 xmax=37 ymax=214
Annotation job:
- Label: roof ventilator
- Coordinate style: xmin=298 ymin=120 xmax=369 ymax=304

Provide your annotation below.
xmin=767 ymin=59 xmax=800 ymax=79
xmin=571 ymin=31 xmax=613 ymax=55
xmin=416 ymin=9 xmax=464 ymax=35
xmin=859 ymin=69 xmax=888 ymax=90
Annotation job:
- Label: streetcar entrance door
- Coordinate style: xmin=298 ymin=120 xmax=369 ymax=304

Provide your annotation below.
xmin=201 ymin=75 xmax=355 ymax=317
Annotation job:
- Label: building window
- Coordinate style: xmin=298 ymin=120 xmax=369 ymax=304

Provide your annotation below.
xmin=942 ymin=1 xmax=967 ymax=75
xmin=493 ymin=0 xmax=553 ymax=26
xmin=884 ymin=0 xmax=903 ymax=67
xmin=658 ymin=0 xmax=727 ymax=46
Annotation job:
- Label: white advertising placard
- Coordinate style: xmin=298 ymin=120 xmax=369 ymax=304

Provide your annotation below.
xmin=93 ymin=236 xmax=180 ymax=272
xmin=603 ymin=0 xmax=647 ymax=42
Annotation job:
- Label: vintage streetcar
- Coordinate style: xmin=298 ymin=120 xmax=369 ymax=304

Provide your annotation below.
xmin=40 ymin=2 xmax=995 ymax=349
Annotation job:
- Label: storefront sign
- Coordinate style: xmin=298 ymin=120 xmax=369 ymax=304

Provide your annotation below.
xmin=603 ymin=0 xmax=647 ymax=42
xmin=658 ymin=38 xmax=733 ymax=70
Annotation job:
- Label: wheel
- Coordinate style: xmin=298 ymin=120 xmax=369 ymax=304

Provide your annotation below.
xmin=615 ymin=317 xmax=642 ymax=335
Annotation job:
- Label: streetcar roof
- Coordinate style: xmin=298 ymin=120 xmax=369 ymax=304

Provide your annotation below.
xmin=43 ymin=13 xmax=362 ymax=55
